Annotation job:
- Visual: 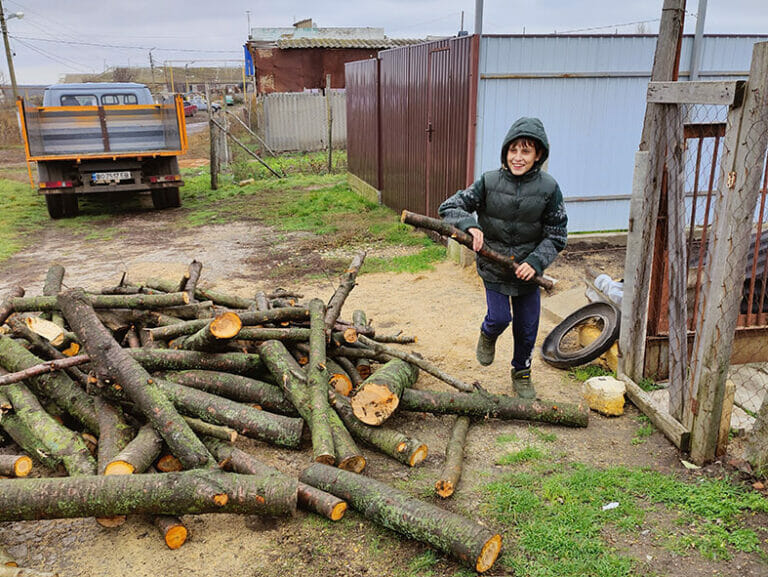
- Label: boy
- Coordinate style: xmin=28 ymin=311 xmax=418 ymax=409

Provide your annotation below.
xmin=438 ymin=117 xmax=567 ymax=399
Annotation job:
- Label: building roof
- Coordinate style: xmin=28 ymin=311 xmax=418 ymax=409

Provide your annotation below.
xmin=275 ymin=37 xmax=423 ymax=49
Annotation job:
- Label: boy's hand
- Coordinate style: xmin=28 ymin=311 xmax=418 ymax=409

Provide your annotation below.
xmin=515 ymin=262 xmax=535 ymax=281
xmin=468 ymin=228 xmax=484 ymax=252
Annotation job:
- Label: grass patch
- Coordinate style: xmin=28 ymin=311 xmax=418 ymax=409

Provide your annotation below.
xmin=362 ymin=245 xmax=446 ymax=274
xmin=567 ymin=365 xmax=615 ymax=382
xmin=528 ymin=425 xmax=558 ymax=443
xmin=0 ymin=178 xmax=50 ymax=262
xmin=484 ymin=462 xmax=768 ymax=575
xmin=496 ymin=446 xmax=547 ymax=465
xmin=637 ymin=377 xmax=664 ymax=392
xmin=495 ymin=433 xmax=521 ymax=445
xmin=631 ymin=416 xmax=656 ymax=445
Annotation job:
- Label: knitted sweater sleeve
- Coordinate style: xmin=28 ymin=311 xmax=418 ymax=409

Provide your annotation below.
xmin=524 ymin=183 xmax=568 ymax=275
xmin=437 ymin=177 xmax=486 ymax=232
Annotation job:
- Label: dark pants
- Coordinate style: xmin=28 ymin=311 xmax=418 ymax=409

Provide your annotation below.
xmin=481 ymin=287 xmax=541 ymax=371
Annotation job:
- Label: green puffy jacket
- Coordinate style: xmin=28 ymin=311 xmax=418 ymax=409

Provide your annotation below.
xmin=438 ymin=117 xmax=568 ymax=295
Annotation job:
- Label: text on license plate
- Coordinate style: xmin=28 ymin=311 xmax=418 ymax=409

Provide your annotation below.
xmin=91 ymin=171 xmax=132 ymax=183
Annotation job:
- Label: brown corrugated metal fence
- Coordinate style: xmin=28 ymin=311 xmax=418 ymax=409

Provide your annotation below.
xmin=345 ymin=59 xmax=379 ymax=188
xmin=346 ymin=35 xmax=478 ymax=218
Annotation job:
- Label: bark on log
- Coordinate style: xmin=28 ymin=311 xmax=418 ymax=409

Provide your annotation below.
xmin=41 ymin=264 xmax=66 ymax=326
xmin=330 ymin=345 xmax=390 ymax=363
xmin=0 ymin=543 xmax=16 ymax=566
xmin=0 ymin=455 xmax=33 ymax=477
xmin=330 ymin=390 xmax=427 ymax=467
xmin=128 ymin=349 xmax=264 ymax=377
xmin=0 ymin=391 xmax=61 ymax=470
xmin=58 ymin=288 xmax=215 ymax=470
xmin=0 ymin=352 xmax=90 ymax=387
xmin=205 ymin=437 xmax=346 ymax=521
xmin=372 ymin=334 xmax=418 ymax=344
xmin=2 ymin=383 xmax=96 ymax=475
xmin=94 ymin=396 xmax=134 ymax=475
xmin=0 ymin=469 xmax=298 ymax=521
xmin=154 ymin=514 xmax=188 ymax=549
xmin=401 ymin=210 xmax=554 ymax=290
xmin=357 ymin=335 xmax=473 ymax=393
xmin=145 ymin=278 xmax=257 ymax=309
xmin=324 ymin=252 xmax=366 ymax=331
xmin=308 ymin=298 xmax=335 ymax=464
xmin=156 ymin=301 xmax=215 ymax=320
xmin=0 ymin=287 xmax=24 ymax=327
xmin=349 ymin=359 xmax=419 ymax=425
xmin=11 ymin=292 xmax=190 ymax=313
xmin=147 ymin=307 xmax=309 ymax=341
xmin=172 ymin=312 xmax=242 ymax=351
xmin=161 ymin=370 xmax=295 ymax=415
xmin=326 ymin=358 xmax=354 ymax=395
xmin=104 ymin=423 xmax=163 ymax=475
xmin=254 ymin=291 xmax=270 ymax=311
xmin=300 ymin=464 xmax=502 ymax=573
xmin=6 ymin=316 xmax=91 ymax=388
xmin=182 ymin=260 xmax=203 ymax=302
xmin=435 ymin=416 xmax=470 ymax=498
xmin=153 ymin=378 xmax=304 ymax=449
xmin=327 ymin=409 xmax=366 ymax=473
xmin=400 ymin=388 xmax=589 ymax=427
xmin=183 ymin=416 xmax=237 ymax=443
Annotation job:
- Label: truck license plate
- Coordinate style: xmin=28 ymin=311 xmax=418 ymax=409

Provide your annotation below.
xmin=91 ymin=171 xmax=131 ymax=183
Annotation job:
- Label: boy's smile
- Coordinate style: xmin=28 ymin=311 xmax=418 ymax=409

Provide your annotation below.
xmin=506 ymin=141 xmax=542 ymax=176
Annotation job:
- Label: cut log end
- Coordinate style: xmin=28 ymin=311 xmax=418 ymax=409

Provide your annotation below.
xmin=315 ymin=454 xmax=336 ymax=466
xmin=104 ymin=461 xmax=135 ymax=475
xmin=213 ymin=493 xmax=229 ymax=507
xmin=342 ymin=327 xmax=358 ymax=343
xmin=338 ymin=455 xmax=366 ymax=473
xmin=211 ymin=312 xmax=243 ymax=339
xmin=182 ymin=292 xmax=191 ymax=304
xmin=13 ymin=456 xmax=33 ymax=477
xmin=329 ymin=373 xmax=353 ymax=396
xmin=434 ymin=480 xmax=454 ymax=498
xmin=330 ymin=501 xmax=348 ymax=521
xmin=349 ymin=384 xmax=398 ymax=425
xmin=164 ymin=525 xmax=188 ymax=549
xmin=408 ymin=445 xmax=428 ymax=467
xmin=476 ymin=534 xmax=503 ymax=573
xmin=62 ymin=342 xmax=81 ymax=356
xmin=95 ymin=515 xmax=127 ymax=528
xmin=156 ymin=454 xmax=184 ymax=472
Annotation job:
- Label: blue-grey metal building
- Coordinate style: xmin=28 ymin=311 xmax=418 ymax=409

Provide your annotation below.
xmin=346 ymin=34 xmax=768 ymax=232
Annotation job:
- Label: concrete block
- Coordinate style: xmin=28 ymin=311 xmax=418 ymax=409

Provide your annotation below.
xmin=446 ymin=238 xmax=475 ymax=268
xmin=541 ymin=286 xmax=589 ymax=324
xmin=583 ymin=375 xmax=626 ymax=416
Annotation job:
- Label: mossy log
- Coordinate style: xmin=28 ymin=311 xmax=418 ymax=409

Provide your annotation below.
xmin=326 ymin=358 xmax=354 ymax=395
xmin=182 ymin=260 xmax=203 ymax=300
xmin=160 ymin=370 xmax=295 ymax=415
xmin=104 ymin=423 xmax=163 ymax=475
xmin=10 ymin=292 xmax=190 ymax=313
xmin=349 ymin=359 xmax=420 ymax=426
xmin=172 ymin=312 xmax=242 ymax=351
xmin=0 ymin=392 xmax=60 ymax=470
xmin=435 ymin=416 xmax=470 ymax=498
xmin=254 ymin=291 xmax=270 ymax=311
xmin=183 ymin=416 xmax=237 ymax=443
xmin=154 ymin=514 xmax=188 ymax=549
xmin=127 ymin=349 xmax=264 ymax=377
xmin=2 ymin=383 xmax=96 ymax=476
xmin=41 ymin=263 xmax=66 ymax=326
xmin=327 ymin=409 xmax=366 ymax=473
xmin=0 ymin=468 xmax=298 ymax=521
xmin=0 ymin=336 xmax=98 ymax=433
xmin=94 ymin=396 xmax=134 ymax=475
xmin=351 ymin=310 xmax=372 ymax=379
xmin=58 ymin=289 xmax=215 ymax=470
xmin=153 ymin=378 xmax=303 ymax=449
xmin=0 ymin=566 xmax=58 ymax=577
xmin=0 ymin=455 xmax=33 ymax=477
xmin=300 ymin=464 xmax=502 ymax=573
xmin=372 ymin=334 xmax=418 ymax=344
xmin=324 ymin=252 xmax=366 ymax=331
xmin=0 ymin=286 xmax=24 ymax=327
xmin=146 ymin=307 xmax=309 ymax=341
xmin=205 ymin=437 xmax=346 ymax=521
xmin=307 ymin=298 xmax=335 ymax=464
xmin=0 ymin=543 xmax=16 ymax=566
xmin=0 ymin=351 xmax=89 ymax=387
xmin=235 ymin=327 xmax=311 ymax=342
xmin=400 ymin=389 xmax=589 ymax=427
xmin=145 ymin=277 xmax=256 ymax=309
xmin=330 ymin=391 xmax=427 ymax=467
xmin=358 ymin=335 xmax=473 ymax=393
xmin=156 ymin=301 xmax=214 ymax=320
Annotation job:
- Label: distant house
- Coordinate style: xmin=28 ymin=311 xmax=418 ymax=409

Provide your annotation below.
xmin=246 ymin=18 xmax=422 ymax=94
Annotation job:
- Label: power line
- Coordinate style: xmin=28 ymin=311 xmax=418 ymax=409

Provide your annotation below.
xmin=10 ymin=34 xmax=242 ymax=54
xmin=13 ymin=37 xmax=94 ymax=73
xmin=556 ymin=17 xmax=661 ymax=34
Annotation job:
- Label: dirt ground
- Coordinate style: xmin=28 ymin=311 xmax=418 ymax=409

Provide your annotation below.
xmin=0 ymin=192 xmax=765 ymax=577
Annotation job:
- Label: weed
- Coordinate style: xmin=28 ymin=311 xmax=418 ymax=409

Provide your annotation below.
xmin=528 ymin=425 xmax=557 ymax=443
xmin=567 ymin=365 xmax=614 ymax=382
xmin=637 ymin=377 xmax=664 ymax=392
xmin=631 ymin=418 xmax=656 ymax=445
xmin=496 ymin=446 xmax=546 ymax=465
xmin=495 ymin=433 xmax=521 ymax=445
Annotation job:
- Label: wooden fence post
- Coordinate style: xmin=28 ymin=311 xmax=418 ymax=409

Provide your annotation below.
xmin=688 ymin=41 xmax=768 ymax=464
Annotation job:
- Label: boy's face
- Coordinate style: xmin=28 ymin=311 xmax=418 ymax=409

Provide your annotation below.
xmin=506 ymin=141 xmax=542 ymax=176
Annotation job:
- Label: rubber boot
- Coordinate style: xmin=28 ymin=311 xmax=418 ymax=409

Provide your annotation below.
xmin=511 ymin=368 xmax=537 ymax=400
xmin=475 ymin=331 xmax=497 ymax=366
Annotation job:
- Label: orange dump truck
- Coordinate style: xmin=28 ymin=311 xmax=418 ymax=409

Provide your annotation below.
xmin=18 ymin=82 xmax=188 ymax=218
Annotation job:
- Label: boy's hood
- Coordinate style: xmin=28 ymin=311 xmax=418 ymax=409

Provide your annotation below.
xmin=501 ymin=117 xmax=550 ymax=171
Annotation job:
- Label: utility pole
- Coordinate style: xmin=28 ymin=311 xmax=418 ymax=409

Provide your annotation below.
xmin=149 ymin=49 xmax=156 ymax=88
xmin=689 ymin=0 xmax=708 ymax=81
xmin=0 ymin=0 xmax=21 ymax=102
xmin=246 ymin=10 xmax=251 ymax=39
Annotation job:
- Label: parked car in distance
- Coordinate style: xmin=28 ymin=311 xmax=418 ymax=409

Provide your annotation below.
xmin=225 ymin=94 xmax=234 ymax=106
xmin=187 ymin=95 xmax=208 ymax=112
xmin=183 ymin=101 xmax=197 ymax=117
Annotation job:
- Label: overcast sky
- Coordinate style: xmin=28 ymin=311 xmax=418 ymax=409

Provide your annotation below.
xmin=3 ymin=0 xmax=768 ymax=85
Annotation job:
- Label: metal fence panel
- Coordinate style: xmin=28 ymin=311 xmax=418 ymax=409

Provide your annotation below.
xmin=255 ymin=91 xmax=346 ymax=152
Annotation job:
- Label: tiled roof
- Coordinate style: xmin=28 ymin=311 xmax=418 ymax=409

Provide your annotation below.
xmin=275 ymin=37 xmax=424 ymax=49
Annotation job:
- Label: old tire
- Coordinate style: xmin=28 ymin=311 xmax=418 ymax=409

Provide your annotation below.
xmin=165 ymin=187 xmax=181 ymax=208
xmin=46 ymin=194 xmax=78 ymax=219
xmin=541 ymin=302 xmax=620 ymax=369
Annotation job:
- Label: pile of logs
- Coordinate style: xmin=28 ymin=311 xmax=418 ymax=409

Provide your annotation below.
xmin=0 ymin=256 xmax=588 ymax=575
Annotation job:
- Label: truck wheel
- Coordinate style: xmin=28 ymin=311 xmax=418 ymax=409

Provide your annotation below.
xmin=165 ymin=187 xmax=181 ymax=208
xmin=151 ymin=189 xmax=168 ymax=209
xmin=46 ymin=194 xmax=77 ymax=219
